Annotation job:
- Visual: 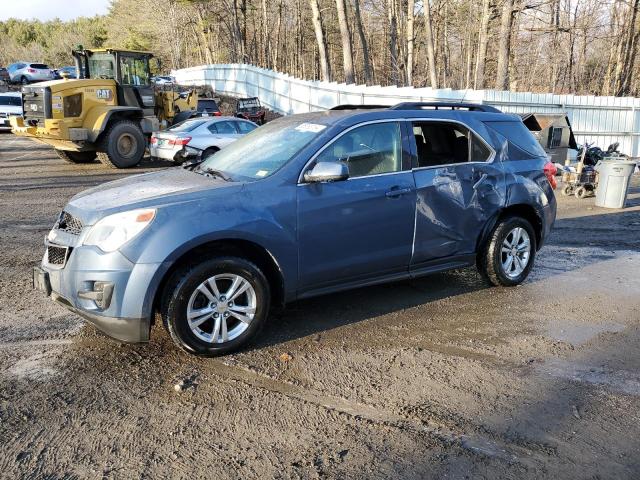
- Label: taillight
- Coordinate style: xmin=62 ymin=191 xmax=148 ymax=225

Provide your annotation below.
xmin=543 ymin=161 xmax=557 ymax=190
xmin=214 ymin=111 xmax=222 ymax=116
xmin=150 ymin=136 xmax=158 ymax=145
xmin=27 ymin=68 xmax=36 ymax=73
xmin=169 ymin=136 xmax=191 ymax=146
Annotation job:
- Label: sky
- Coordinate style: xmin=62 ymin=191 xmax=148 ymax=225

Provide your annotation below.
xmin=0 ymin=0 xmax=111 ymax=22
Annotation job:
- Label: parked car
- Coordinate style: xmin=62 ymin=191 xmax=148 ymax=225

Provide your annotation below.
xmin=33 ymin=102 xmax=557 ymax=356
xmin=152 ymin=75 xmax=176 ymax=85
xmin=54 ymin=66 xmax=77 ymax=79
xmin=197 ymin=98 xmax=222 ymax=116
xmin=7 ymin=62 xmax=54 ymax=84
xmin=0 ymin=67 xmax=10 ymax=83
xmin=235 ymin=97 xmax=266 ymax=124
xmin=0 ymin=92 xmax=23 ymax=130
xmin=149 ymin=116 xmax=258 ymax=163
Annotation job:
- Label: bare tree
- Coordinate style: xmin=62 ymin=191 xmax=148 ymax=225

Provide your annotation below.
xmin=335 ymin=0 xmax=355 ymax=83
xmin=309 ymin=0 xmax=331 ymax=81
xmin=353 ymin=0 xmax=372 ymax=84
xmin=474 ymin=0 xmax=491 ymax=89
xmin=406 ymin=0 xmax=415 ymax=85
xmin=424 ymin=0 xmax=438 ymax=88
xmin=495 ymin=0 xmax=515 ymax=90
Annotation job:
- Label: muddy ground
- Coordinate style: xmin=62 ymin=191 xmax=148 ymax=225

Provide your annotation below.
xmin=0 ymin=133 xmax=639 ymax=480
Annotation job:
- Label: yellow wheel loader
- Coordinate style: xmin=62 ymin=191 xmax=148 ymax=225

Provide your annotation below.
xmin=10 ymin=48 xmax=197 ymax=168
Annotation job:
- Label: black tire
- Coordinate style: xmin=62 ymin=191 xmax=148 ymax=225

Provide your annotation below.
xmin=561 ymin=184 xmax=572 ymax=196
xmin=575 ymin=186 xmax=587 ymax=199
xmin=201 ymin=146 xmax=219 ymax=161
xmin=161 ymin=256 xmax=271 ymax=357
xmin=55 ymin=149 xmax=97 ymax=164
xmin=478 ymin=216 xmax=537 ymax=287
xmin=96 ymin=120 xmax=146 ymax=168
xmin=20 ymin=76 xmax=29 ymax=85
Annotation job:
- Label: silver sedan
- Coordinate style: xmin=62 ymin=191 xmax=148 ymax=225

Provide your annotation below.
xmin=149 ymin=116 xmax=258 ymax=163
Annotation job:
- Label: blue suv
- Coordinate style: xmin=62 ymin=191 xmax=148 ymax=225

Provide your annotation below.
xmin=33 ymin=102 xmax=557 ymax=356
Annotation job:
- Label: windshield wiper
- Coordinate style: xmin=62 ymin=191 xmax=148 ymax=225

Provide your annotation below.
xmin=199 ymin=167 xmax=232 ymax=182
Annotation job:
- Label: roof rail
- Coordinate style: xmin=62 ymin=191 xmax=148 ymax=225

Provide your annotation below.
xmin=389 ymin=102 xmax=501 ymax=113
xmin=330 ymin=104 xmax=390 ymax=110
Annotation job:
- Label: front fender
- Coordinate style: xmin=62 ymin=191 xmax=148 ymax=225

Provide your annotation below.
xmin=83 ymin=106 xmax=142 ymax=142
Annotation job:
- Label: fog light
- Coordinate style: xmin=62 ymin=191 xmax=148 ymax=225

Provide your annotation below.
xmin=78 ymin=281 xmax=114 ymax=309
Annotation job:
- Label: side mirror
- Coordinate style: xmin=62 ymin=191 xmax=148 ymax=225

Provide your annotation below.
xmin=304 ymin=161 xmax=349 ymax=183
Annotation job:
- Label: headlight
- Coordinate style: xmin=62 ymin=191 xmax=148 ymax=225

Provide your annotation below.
xmin=84 ymin=208 xmax=156 ymax=252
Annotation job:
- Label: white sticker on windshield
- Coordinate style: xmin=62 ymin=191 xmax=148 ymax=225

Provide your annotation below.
xmin=256 ymin=170 xmax=268 ymax=177
xmin=295 ymin=123 xmax=326 ymax=133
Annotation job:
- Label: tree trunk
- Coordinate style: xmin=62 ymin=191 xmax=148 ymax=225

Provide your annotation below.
xmin=406 ymin=0 xmax=415 ymax=85
xmin=335 ymin=0 xmax=355 ymax=83
xmin=388 ymin=0 xmax=399 ymax=85
xmin=495 ymin=0 xmax=515 ymax=90
xmin=353 ymin=0 xmax=373 ymax=84
xmin=424 ymin=0 xmax=438 ymax=88
xmin=474 ymin=0 xmax=490 ymax=89
xmin=310 ymin=0 xmax=331 ymax=81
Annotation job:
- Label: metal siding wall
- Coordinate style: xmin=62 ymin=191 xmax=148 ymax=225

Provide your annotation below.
xmin=173 ymin=64 xmax=640 ymax=156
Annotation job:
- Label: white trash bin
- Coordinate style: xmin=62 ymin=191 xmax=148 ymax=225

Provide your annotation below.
xmin=594 ymin=159 xmax=637 ymax=208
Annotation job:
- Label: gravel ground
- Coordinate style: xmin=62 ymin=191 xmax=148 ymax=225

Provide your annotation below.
xmin=1 ymin=133 xmax=639 ymax=479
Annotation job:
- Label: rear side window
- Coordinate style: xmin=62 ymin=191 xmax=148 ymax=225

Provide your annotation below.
xmin=236 ymin=121 xmax=257 ymax=134
xmin=485 ymin=121 xmax=547 ymax=158
xmin=30 ymin=64 xmax=49 ymax=69
xmin=412 ymin=122 xmax=493 ymax=167
xmin=198 ymin=100 xmax=219 ymax=112
xmin=213 ymin=121 xmax=238 ymax=134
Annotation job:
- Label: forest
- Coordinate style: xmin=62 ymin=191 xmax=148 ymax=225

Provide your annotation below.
xmin=0 ymin=0 xmax=638 ymax=97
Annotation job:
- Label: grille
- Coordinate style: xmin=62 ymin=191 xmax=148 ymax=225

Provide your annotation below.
xmin=22 ymin=86 xmax=50 ymax=125
xmin=56 ymin=211 xmax=83 ymax=235
xmin=47 ymin=245 xmax=68 ymax=266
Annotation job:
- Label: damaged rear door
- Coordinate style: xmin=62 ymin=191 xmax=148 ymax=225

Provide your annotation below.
xmin=409 ymin=119 xmax=506 ymax=267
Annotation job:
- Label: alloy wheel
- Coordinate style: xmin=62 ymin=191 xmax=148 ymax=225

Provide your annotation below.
xmin=500 ymin=227 xmax=531 ymax=279
xmin=186 ymin=274 xmax=256 ymax=344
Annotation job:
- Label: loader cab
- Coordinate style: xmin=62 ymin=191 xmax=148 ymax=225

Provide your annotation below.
xmin=73 ymin=48 xmax=155 ymax=115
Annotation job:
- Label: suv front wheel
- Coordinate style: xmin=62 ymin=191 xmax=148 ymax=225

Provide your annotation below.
xmin=479 ymin=216 xmax=537 ymax=286
xmin=161 ymin=257 xmax=271 ymax=356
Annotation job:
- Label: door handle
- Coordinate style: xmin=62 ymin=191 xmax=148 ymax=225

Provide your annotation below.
xmin=385 ymin=186 xmax=413 ymax=198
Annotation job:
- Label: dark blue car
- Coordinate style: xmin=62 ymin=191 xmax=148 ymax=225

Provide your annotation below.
xmin=33 ymin=102 xmax=557 ymax=356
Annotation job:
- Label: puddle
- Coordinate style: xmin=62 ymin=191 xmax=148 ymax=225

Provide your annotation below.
xmin=539 ymin=358 xmax=640 ymax=396
xmin=546 ymin=320 xmax=625 ymax=346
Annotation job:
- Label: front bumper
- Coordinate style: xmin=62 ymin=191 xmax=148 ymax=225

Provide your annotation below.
xmin=37 ymin=238 xmax=162 ymax=343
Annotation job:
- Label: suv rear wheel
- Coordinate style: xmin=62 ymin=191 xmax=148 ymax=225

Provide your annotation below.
xmin=55 ymin=149 xmax=96 ymax=164
xmin=96 ymin=120 xmax=146 ymax=168
xmin=161 ymin=257 xmax=271 ymax=356
xmin=479 ymin=216 xmax=536 ymax=286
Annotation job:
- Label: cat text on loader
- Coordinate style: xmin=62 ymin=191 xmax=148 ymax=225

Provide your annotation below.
xmin=10 ymin=48 xmax=197 ymax=168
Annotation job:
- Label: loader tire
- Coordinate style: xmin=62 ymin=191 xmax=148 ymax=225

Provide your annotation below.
xmin=55 ymin=149 xmax=96 ymax=164
xmin=96 ymin=120 xmax=146 ymax=169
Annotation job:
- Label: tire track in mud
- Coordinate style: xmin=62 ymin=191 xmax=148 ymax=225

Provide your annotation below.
xmin=210 ymin=358 xmax=546 ymax=468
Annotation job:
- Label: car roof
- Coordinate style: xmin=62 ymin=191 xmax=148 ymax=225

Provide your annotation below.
xmin=282 ymin=106 xmax=519 ymax=128
xmin=0 ymin=92 xmax=22 ymax=97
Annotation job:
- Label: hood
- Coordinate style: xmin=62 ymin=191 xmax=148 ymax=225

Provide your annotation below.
xmin=66 ymin=167 xmax=240 ymax=225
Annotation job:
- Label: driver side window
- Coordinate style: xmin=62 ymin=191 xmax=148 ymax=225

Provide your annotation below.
xmin=315 ymin=122 xmax=402 ymax=178
xmin=119 ymin=56 xmax=150 ymax=86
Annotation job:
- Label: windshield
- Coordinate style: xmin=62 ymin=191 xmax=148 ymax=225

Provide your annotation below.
xmin=0 ymin=96 xmax=21 ymax=106
xmin=88 ymin=53 xmax=116 ymax=79
xmin=170 ymin=119 xmax=207 ymax=132
xmin=198 ymin=117 xmax=326 ymax=180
